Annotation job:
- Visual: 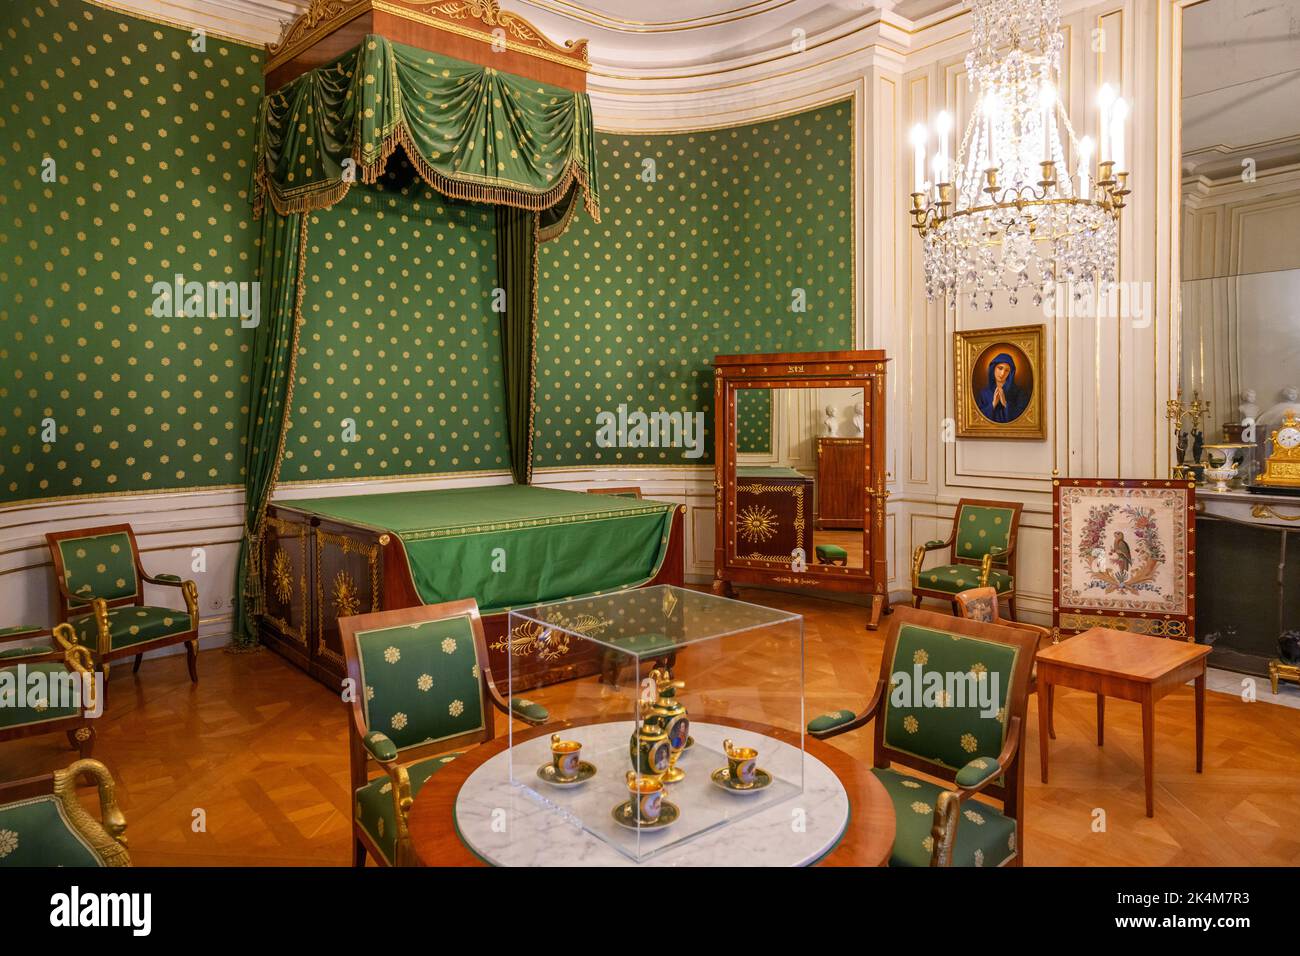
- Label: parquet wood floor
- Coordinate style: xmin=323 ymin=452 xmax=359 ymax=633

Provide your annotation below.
xmin=4 ymin=588 xmax=1297 ymax=866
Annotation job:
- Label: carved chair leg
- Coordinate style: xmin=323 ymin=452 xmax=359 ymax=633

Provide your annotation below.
xmin=132 ymin=653 xmax=143 ymax=674
xmin=68 ymin=726 xmax=95 ymax=758
xmin=912 ymin=594 xmax=922 ymax=608
xmin=185 ymin=640 xmax=199 ymax=683
xmin=352 ymin=836 xmax=367 ymax=868
xmin=1005 ymin=596 xmax=1018 ymax=621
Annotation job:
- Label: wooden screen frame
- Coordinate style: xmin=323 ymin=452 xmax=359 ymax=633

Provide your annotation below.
xmin=1052 ymin=477 xmax=1198 ymax=640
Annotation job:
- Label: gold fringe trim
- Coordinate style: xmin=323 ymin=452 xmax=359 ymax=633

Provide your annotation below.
xmin=538 ymin=186 xmax=580 ymax=243
xmin=254 ymin=120 xmax=599 ymax=222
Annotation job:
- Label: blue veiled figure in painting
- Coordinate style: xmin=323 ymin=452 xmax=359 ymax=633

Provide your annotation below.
xmin=977 ymin=351 xmax=1030 ymax=424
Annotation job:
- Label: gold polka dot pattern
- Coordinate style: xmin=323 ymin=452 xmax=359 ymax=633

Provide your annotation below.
xmin=533 ymin=102 xmax=854 ymax=467
xmin=283 ymin=172 xmax=509 ymax=480
xmin=0 ymin=0 xmax=262 ymax=501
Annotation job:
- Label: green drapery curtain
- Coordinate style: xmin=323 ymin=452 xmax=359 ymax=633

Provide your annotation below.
xmin=234 ymin=211 xmax=307 ymax=647
xmin=496 ymin=205 xmax=540 ymax=485
xmin=233 ymin=37 xmax=598 ymax=648
xmin=253 ymin=35 xmax=599 ymax=221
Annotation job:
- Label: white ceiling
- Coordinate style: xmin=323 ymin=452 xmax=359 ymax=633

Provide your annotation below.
xmin=1181 ymin=0 xmax=1300 ymax=179
xmin=105 ymin=0 xmax=959 ymax=69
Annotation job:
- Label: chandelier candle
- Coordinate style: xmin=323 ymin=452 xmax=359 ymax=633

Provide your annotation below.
xmin=908 ymin=0 xmax=1130 ymax=307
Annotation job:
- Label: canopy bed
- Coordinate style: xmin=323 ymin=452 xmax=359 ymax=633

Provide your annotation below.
xmin=235 ymin=0 xmax=685 ymax=690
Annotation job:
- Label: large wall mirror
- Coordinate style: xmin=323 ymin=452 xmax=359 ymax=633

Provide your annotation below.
xmin=1179 ymin=0 xmax=1300 ymax=477
xmin=713 ymin=351 xmax=891 ymax=628
xmin=1179 ymin=0 xmax=1300 ymax=678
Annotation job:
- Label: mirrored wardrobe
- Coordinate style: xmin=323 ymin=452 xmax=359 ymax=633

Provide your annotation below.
xmin=713 ymin=351 xmax=890 ymax=628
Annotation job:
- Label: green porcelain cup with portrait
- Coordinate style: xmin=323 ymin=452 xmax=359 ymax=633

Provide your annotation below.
xmin=550 ymin=733 xmax=583 ymax=782
xmin=723 ymin=738 xmax=759 ymax=789
xmin=625 ymin=770 xmax=664 ymax=824
xmin=629 ymin=715 xmax=671 ymax=782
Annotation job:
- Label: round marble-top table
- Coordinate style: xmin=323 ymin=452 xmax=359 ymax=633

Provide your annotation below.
xmin=407 ymin=715 xmax=895 ymax=867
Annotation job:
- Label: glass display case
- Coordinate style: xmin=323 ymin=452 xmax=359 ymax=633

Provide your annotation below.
xmin=504 ymin=585 xmax=804 ymax=862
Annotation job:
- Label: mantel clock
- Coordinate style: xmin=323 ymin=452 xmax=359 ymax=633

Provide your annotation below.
xmin=1256 ymin=412 xmax=1300 ymax=490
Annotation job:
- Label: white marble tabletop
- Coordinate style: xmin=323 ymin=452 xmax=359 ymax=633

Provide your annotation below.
xmin=454 ymin=720 xmax=850 ymax=866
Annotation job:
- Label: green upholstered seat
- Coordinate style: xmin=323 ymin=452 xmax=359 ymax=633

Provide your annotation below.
xmin=354 ymin=753 xmax=460 ymax=866
xmin=815 ymin=544 xmax=848 ymax=564
xmin=917 ymin=564 xmax=1012 ymax=594
xmin=0 ymin=796 xmax=106 ymax=867
xmin=871 ymin=620 xmax=1022 ymax=866
xmin=0 ymin=626 xmax=53 ymax=661
xmin=355 ymin=615 xmax=487 ymax=753
xmin=56 ymin=532 xmax=138 ymax=606
xmin=510 ymin=697 xmax=549 ymax=722
xmin=70 ymin=605 xmax=191 ymax=650
xmin=807 ymin=709 xmax=856 ymax=733
xmin=870 ymin=767 xmax=1016 ymax=867
xmin=954 ymin=504 xmax=1016 ymax=561
xmin=0 ymin=662 xmax=81 ymax=730
xmin=883 ymin=622 xmax=1018 ymax=770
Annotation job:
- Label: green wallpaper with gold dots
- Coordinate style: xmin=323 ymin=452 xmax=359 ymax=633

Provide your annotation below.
xmin=0 ymin=0 xmax=262 ymax=503
xmin=736 ymin=387 xmax=772 ymax=454
xmin=283 ymin=169 xmax=509 ymax=481
xmin=533 ymin=102 xmax=855 ymax=468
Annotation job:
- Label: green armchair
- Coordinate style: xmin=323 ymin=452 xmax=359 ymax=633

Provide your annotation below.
xmin=0 ymin=759 xmax=130 ymax=866
xmin=46 ymin=524 xmax=200 ymax=684
xmin=339 ymin=598 xmax=547 ymax=867
xmin=807 ymin=607 xmax=1038 ymax=866
xmin=912 ymin=498 xmax=1023 ymax=620
xmin=0 ymin=623 xmax=98 ymax=757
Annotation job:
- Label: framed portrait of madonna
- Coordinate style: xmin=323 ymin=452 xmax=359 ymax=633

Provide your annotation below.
xmin=954 ymin=324 xmax=1047 ymax=439
xmin=1053 ymin=478 xmax=1197 ymax=641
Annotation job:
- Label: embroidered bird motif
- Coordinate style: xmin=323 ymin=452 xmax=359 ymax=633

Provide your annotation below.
xmin=1110 ymin=531 xmax=1132 ymax=577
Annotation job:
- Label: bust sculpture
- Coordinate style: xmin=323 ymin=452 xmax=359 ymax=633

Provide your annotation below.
xmin=851 ymin=401 xmax=864 ymax=438
xmin=823 ymin=404 xmax=837 ymax=436
xmin=1238 ymin=388 xmax=1259 ymax=424
xmin=1259 ymin=385 xmax=1300 ymax=428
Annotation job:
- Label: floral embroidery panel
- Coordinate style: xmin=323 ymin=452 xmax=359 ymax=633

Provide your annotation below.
xmin=1058 ymin=486 xmax=1189 ymax=615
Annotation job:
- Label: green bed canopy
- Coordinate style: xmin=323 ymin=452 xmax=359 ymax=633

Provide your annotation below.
xmin=251 ymin=35 xmax=600 ymax=220
xmin=234 ymin=34 xmax=601 ymax=648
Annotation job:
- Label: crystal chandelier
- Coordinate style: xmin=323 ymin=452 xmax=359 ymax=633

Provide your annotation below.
xmin=909 ymin=0 xmax=1130 ymax=309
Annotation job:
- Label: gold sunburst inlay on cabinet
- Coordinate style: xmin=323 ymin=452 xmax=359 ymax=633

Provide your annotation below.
xmin=271 ymin=549 xmax=294 ymax=605
xmin=331 ymin=571 xmax=362 ymax=619
xmin=738 ymin=505 xmax=779 ymax=544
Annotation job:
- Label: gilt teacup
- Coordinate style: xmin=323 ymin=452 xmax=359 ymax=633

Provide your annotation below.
xmin=722 ymin=738 xmax=759 ymax=789
xmin=550 ymin=733 xmax=583 ymax=781
xmin=625 ymin=770 xmax=664 ymax=823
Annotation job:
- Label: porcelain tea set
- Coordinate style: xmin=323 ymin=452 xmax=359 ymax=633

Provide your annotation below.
xmin=534 ymin=667 xmax=772 ymax=831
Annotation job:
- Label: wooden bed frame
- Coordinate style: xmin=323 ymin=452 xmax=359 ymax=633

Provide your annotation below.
xmin=258 ymin=498 xmax=686 ymax=692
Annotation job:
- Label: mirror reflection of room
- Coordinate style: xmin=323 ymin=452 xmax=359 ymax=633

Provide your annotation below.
xmin=733 ymin=387 xmax=866 ymax=570
xmin=1179 ymin=0 xmax=1300 ymax=486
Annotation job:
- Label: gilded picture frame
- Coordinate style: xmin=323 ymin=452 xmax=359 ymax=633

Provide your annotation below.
xmin=954 ymin=324 xmax=1047 ymax=439
xmin=1052 ymin=478 xmax=1197 ymax=640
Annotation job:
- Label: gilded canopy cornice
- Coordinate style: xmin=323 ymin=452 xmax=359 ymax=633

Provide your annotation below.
xmin=267 ymin=0 xmax=591 ymax=75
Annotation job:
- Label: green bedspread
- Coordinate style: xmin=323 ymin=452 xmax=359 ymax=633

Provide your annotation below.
xmin=737 ymin=466 xmax=808 ymax=480
xmin=282 ymin=485 xmax=676 ymax=613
